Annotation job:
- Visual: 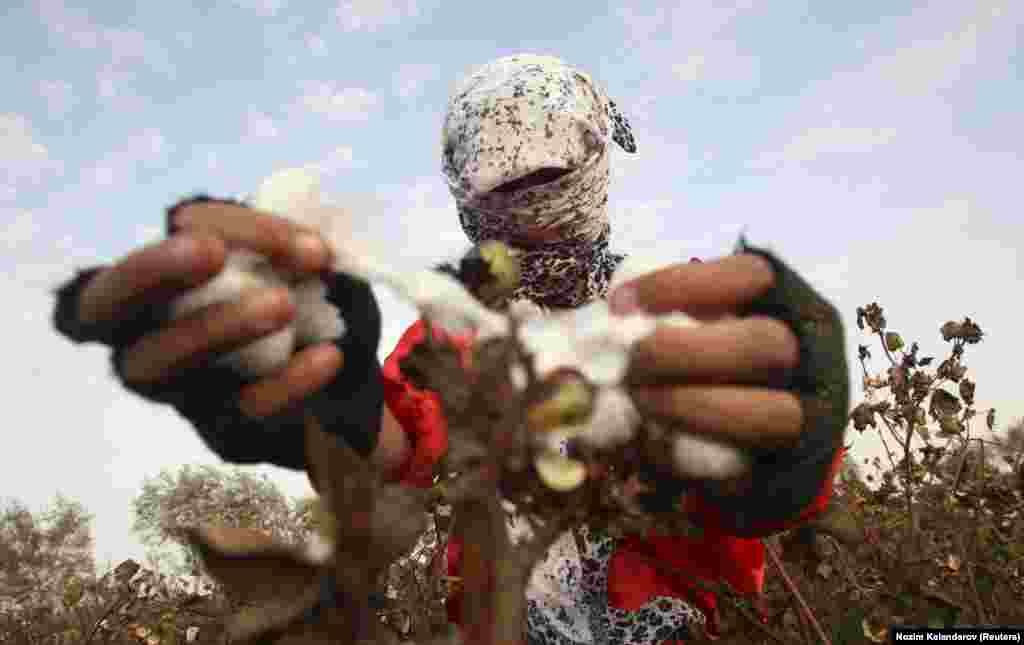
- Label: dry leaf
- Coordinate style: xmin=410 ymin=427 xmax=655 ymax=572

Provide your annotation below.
xmin=862 ymin=617 xmax=887 ymax=643
xmin=946 ymin=554 xmax=961 ymax=573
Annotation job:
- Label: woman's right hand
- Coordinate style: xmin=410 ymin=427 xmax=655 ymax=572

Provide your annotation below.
xmin=76 ymin=199 xmax=345 ymax=420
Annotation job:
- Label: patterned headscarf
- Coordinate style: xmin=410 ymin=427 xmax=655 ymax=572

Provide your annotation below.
xmin=441 ymin=54 xmax=637 ymax=309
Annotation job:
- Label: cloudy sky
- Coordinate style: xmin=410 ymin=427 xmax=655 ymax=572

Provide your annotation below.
xmin=2 ymin=0 xmax=1021 ymax=567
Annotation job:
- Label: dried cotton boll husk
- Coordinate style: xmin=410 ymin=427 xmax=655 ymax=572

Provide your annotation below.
xmin=526 ymin=373 xmax=594 ymax=433
xmin=462 ymin=240 xmax=521 ymax=306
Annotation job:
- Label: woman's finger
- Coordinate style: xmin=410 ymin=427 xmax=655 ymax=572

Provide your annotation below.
xmin=119 ymin=288 xmax=296 ymax=385
xmin=78 ymin=234 xmax=226 ymax=326
xmin=628 ymin=315 xmax=799 ymax=387
xmin=629 ymin=385 xmax=803 ymax=448
xmin=610 ymin=253 xmax=776 ymax=319
xmin=171 ymin=200 xmax=330 ymax=274
xmin=238 ymin=344 xmax=344 ymax=419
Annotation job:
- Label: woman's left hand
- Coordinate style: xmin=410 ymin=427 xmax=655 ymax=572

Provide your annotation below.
xmin=609 ymin=253 xmax=804 ymax=451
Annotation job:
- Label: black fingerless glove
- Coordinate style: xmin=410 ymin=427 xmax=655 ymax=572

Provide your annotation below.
xmin=51 ymin=196 xmax=387 ymax=470
xmin=695 ymin=237 xmax=849 ymax=534
xmin=636 ymin=239 xmax=849 ymax=531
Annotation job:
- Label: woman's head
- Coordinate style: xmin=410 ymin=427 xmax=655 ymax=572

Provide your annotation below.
xmin=441 ymin=54 xmax=637 ymax=309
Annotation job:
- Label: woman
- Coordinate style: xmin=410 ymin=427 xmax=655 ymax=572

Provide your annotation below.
xmin=382 ymin=54 xmax=844 ymax=643
xmin=53 ymin=54 xmax=848 ymax=644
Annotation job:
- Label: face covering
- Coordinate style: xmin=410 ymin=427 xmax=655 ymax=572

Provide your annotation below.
xmin=441 ymin=54 xmax=637 ymax=309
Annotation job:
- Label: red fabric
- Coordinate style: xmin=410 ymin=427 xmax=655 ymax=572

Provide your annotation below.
xmin=382 ymin=319 xmax=474 ymax=488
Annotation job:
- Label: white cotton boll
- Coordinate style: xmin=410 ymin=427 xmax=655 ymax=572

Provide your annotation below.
xmin=575 ymin=349 xmax=630 ymax=386
xmin=577 ymin=386 xmax=640 ymax=449
xmin=672 ymin=433 xmax=749 ymax=480
xmin=519 ymin=315 xmax=578 ymax=378
xmin=520 ymin=300 xmax=659 ymax=385
xmin=610 ymin=256 xmax=701 ymax=332
xmin=507 ymin=298 xmax=546 ymax=321
xmin=393 ymin=269 xmax=510 ymax=338
xmin=572 ymin=302 xmax=659 ymax=384
xmin=291 ymin=279 xmax=345 ymax=344
xmin=169 ymin=167 xmax=346 ymax=378
xmin=171 ymin=251 xmax=278 ymax=313
xmin=252 ymin=166 xmax=321 ymax=216
xmin=609 ymin=254 xmax=672 ymax=292
xmin=321 ymin=218 xmax=511 ymax=339
xmin=170 ymin=252 xmax=299 ymax=377
xmin=220 ymin=325 xmax=297 ymax=377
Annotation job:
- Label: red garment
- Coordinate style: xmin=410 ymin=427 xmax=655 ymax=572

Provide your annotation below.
xmin=382 ymin=319 xmax=474 ymax=488
xmin=382 ymin=306 xmax=842 ymax=634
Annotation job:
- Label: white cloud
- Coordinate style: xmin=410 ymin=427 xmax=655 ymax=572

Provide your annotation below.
xmin=39 ymin=0 xmax=169 ymax=67
xmin=305 ymin=33 xmax=328 ymax=56
xmin=393 ymin=63 xmax=440 ymax=100
xmin=2 ymin=210 xmax=42 ymax=251
xmin=335 ymin=0 xmax=423 ymax=32
xmin=87 ymin=165 xmax=117 ymax=187
xmin=37 ymin=80 xmax=76 ymax=118
xmin=745 ymin=1 xmax=1018 ymax=193
xmin=37 ymin=0 xmax=173 ymax=110
xmin=205 ymin=150 xmax=221 ymax=172
xmin=1 ymin=114 xmax=56 ymax=170
xmin=753 ymin=125 xmax=898 ymax=170
xmin=102 ymin=26 xmax=164 ymax=69
xmin=308 ymin=145 xmax=360 ymax=176
xmin=671 ymin=54 xmax=706 ymax=83
xmin=94 ymin=65 xmax=150 ymax=111
xmin=616 ymin=5 xmax=670 ymax=44
xmin=79 ymin=128 xmax=170 ymax=188
xmin=231 ymin=0 xmax=287 ymax=16
xmin=861 ymin=4 xmax=1000 ymax=99
xmin=294 ymin=82 xmax=377 ymax=122
xmin=672 ymin=41 xmax=760 ymax=88
xmin=243 ymin=109 xmax=280 ymax=141
xmin=618 ymin=4 xmax=762 ymax=92
xmin=0 ymin=113 xmax=63 ymax=200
